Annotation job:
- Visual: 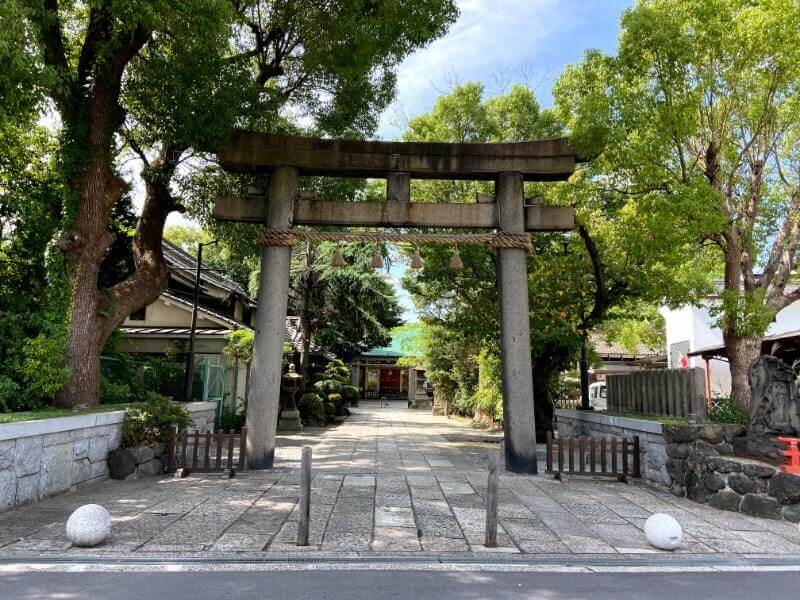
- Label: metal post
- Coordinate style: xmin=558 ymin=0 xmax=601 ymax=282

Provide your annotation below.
xmin=579 ymin=330 xmax=592 ymax=410
xmin=496 ymin=172 xmax=537 ymax=474
xmin=297 ymin=446 xmax=312 ymax=546
xmin=184 ymin=240 xmax=218 ymax=401
xmin=485 ymin=455 xmax=498 ymax=548
xmin=245 ymin=167 xmax=297 ymax=469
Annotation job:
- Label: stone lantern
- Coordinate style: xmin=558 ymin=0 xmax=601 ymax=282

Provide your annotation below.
xmin=278 ymin=363 xmax=303 ymax=432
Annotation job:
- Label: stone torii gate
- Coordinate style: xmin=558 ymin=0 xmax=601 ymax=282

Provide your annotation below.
xmin=212 ymin=130 xmax=579 ymax=474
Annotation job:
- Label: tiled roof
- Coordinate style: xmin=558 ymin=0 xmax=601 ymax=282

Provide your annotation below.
xmin=162 ymin=239 xmax=255 ymax=305
xmin=161 ymin=291 xmax=252 ymax=331
xmin=589 ymin=332 xmax=660 ymax=359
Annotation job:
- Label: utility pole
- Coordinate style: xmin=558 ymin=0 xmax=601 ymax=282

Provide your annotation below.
xmin=184 ymin=240 xmax=217 ymax=401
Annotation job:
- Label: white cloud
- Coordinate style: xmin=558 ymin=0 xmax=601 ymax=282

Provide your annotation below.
xmin=377 ymin=0 xmax=630 ymax=139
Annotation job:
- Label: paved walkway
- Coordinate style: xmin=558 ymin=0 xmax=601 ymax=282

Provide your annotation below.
xmin=2 ymin=402 xmax=800 ymax=558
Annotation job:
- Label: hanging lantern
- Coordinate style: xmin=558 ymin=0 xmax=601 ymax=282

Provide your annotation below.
xmin=331 ymin=245 xmax=347 ymax=267
xmin=449 ymin=244 xmax=463 ymax=271
xmin=410 ymin=245 xmax=424 ymax=269
xmin=371 ymin=243 xmax=385 ymax=269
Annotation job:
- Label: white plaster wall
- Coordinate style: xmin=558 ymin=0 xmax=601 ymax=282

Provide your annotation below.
xmin=124 ymin=297 xmax=218 ymax=328
xmin=661 ymin=299 xmax=800 ymax=398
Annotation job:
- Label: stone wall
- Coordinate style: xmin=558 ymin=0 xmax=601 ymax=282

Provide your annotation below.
xmin=663 ymin=424 xmax=800 ymax=522
xmin=0 ymin=401 xmax=218 ymax=513
xmin=0 ymin=411 xmax=124 ymax=512
xmin=555 ymin=409 xmax=670 ymax=489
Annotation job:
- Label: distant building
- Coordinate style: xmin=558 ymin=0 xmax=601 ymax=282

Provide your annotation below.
xmin=661 ymin=290 xmax=800 ymax=397
xmin=348 ymin=332 xmax=430 ymax=408
xmin=587 ymin=332 xmax=664 ymax=384
xmin=118 ymin=240 xmax=301 ymax=405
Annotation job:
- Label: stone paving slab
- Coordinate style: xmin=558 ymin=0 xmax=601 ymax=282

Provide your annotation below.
xmin=1 ymin=401 xmax=799 ymax=560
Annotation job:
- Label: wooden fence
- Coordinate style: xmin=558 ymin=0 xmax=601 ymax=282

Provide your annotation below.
xmin=606 ymin=368 xmax=706 ymax=420
xmin=168 ymin=428 xmax=247 ymax=473
xmin=545 ymin=432 xmax=640 ymax=482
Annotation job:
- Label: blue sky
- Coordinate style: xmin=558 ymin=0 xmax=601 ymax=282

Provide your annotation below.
xmin=376 ymin=0 xmax=633 ymax=140
xmin=381 ymin=0 xmax=633 ymax=321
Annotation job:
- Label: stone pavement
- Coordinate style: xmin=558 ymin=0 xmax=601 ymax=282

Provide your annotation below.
xmin=1 ymin=401 xmax=800 ymax=558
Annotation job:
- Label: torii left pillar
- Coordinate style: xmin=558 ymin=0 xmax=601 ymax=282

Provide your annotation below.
xmin=246 ymin=166 xmax=298 ymax=469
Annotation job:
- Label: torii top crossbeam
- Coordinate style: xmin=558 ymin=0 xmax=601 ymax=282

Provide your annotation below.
xmin=218 ymin=130 xmax=577 ymax=181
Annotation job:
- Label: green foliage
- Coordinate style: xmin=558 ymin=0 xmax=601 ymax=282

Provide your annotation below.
xmin=554 ymin=0 xmax=800 ymax=403
xmin=101 ymin=379 xmax=131 ymax=406
xmin=17 ymin=334 xmax=70 ymax=409
xmin=299 ymin=392 xmax=326 ymax=427
xmin=122 ymin=393 xmax=192 ymax=448
xmin=224 ymin=329 xmax=255 ymax=365
xmin=218 ymin=403 xmax=246 ymax=433
xmin=0 ymin=376 xmax=21 ymax=413
xmin=340 ymin=385 xmax=360 ymax=404
xmin=708 ymin=396 xmax=748 ymax=425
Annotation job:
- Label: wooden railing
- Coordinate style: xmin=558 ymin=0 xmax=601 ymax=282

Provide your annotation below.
xmin=545 ymin=432 xmax=640 ymax=482
xmin=168 ymin=428 xmax=247 ymax=474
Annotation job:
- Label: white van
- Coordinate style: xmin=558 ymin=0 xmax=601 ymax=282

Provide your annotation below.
xmin=589 ymin=381 xmax=607 ymax=410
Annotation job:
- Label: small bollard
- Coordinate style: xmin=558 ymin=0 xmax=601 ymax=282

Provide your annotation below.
xmin=484 ymin=455 xmax=498 ymax=548
xmin=297 ymin=446 xmax=312 ymax=546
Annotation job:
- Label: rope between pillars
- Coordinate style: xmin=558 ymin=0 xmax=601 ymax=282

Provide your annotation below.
xmin=258 ymin=228 xmax=533 ymax=252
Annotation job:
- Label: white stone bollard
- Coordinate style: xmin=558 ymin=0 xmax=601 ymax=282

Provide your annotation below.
xmin=65 ymin=504 xmax=112 ymax=547
xmin=644 ymin=513 xmax=682 ymax=550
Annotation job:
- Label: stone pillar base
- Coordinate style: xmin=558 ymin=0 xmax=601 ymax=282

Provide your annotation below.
xmin=277 ymin=409 xmax=303 ymax=432
xmin=432 ymin=394 xmax=447 ymax=416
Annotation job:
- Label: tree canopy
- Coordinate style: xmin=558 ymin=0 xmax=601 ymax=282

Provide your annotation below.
xmin=555 ymin=0 xmax=800 ymax=409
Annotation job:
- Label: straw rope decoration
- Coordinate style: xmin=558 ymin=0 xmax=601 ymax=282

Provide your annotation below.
xmin=259 ymin=228 xmax=533 ymax=252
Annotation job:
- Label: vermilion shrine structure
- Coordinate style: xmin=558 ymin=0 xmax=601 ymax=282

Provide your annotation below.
xmin=213 ymin=130 xmax=579 ymax=474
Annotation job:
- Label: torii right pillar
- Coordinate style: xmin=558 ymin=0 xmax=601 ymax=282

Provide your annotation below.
xmin=496 ymin=172 xmax=537 ymax=474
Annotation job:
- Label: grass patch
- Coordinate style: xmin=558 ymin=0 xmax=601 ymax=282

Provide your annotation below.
xmin=0 ymin=403 xmax=137 ymax=425
xmin=599 ymin=410 xmax=687 ymax=425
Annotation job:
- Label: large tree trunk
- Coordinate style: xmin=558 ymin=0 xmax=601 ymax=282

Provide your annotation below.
xmin=56 ymin=147 xmax=179 ymax=407
xmin=724 ymin=331 xmax=762 ymax=413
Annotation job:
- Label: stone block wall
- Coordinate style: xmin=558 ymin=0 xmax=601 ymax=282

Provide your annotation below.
xmin=663 ymin=424 xmax=800 ymax=522
xmin=0 ymin=401 xmax=218 ymax=513
xmin=555 ymin=409 xmax=670 ymax=489
xmin=0 ymin=411 xmax=124 ymax=512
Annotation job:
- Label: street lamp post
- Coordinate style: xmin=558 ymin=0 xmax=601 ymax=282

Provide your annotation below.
xmin=184 ymin=240 xmax=218 ymax=402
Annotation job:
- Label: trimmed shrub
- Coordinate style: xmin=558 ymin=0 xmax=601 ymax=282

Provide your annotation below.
xmin=340 ymin=385 xmax=360 ymax=406
xmin=121 ymin=393 xmax=192 ymax=448
xmin=299 ymin=392 xmax=326 ymax=426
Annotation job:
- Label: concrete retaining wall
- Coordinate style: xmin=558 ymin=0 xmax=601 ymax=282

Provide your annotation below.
xmin=555 ymin=409 xmax=670 ymax=489
xmin=0 ymin=401 xmax=218 ymax=513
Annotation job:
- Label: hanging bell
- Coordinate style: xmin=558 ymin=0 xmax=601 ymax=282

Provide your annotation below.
xmin=371 ymin=243 xmax=385 ymax=269
xmin=449 ymin=244 xmax=463 ymax=271
xmin=331 ymin=246 xmax=347 ymax=267
xmin=410 ymin=245 xmax=424 ymax=269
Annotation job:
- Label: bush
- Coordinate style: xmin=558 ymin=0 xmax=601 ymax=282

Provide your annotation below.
xmin=708 ymin=395 xmax=748 ymax=425
xmin=18 ymin=334 xmax=70 ymax=408
xmin=219 ymin=402 xmax=246 ymax=432
xmin=324 ymin=401 xmax=336 ymax=419
xmin=340 ymin=385 xmax=360 ymax=405
xmin=101 ymin=379 xmax=131 ymax=405
xmin=121 ymin=393 xmax=193 ymax=448
xmin=0 ymin=376 xmax=21 ymax=413
xmin=299 ymin=392 xmax=326 ymax=426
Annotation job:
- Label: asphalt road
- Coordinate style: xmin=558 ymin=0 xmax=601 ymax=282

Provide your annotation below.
xmin=2 ymin=570 xmax=799 ymax=600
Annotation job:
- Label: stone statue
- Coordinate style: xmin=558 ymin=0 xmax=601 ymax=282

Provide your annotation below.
xmin=748 ymin=355 xmax=800 ymax=436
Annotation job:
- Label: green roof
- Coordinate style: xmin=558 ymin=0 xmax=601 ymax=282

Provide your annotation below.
xmin=361 ymin=323 xmax=423 ymax=358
